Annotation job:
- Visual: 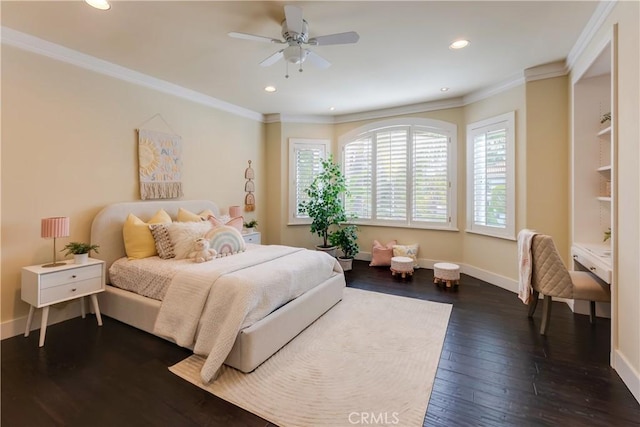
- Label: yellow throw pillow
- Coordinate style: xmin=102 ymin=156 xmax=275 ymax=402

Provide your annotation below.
xmin=177 ymin=207 xmax=215 ymax=222
xmin=123 ymin=210 xmax=172 ymax=259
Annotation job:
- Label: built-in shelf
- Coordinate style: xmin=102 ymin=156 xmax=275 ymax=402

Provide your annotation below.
xmin=598 ymin=126 xmax=612 ymax=137
xmin=597 ymin=196 xmax=612 ymax=202
xmin=597 ymin=165 xmax=612 ymax=172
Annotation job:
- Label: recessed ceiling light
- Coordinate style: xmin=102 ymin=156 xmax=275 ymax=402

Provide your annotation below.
xmin=264 ymin=86 xmax=276 ymax=93
xmin=329 ymin=106 xmax=336 ymax=111
xmin=85 ymin=0 xmax=111 ymax=10
xmin=441 ymin=87 xmax=449 ymax=92
xmin=449 ymin=39 xmax=470 ymax=50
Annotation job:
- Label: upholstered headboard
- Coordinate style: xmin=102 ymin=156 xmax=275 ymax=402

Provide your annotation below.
xmin=90 ymin=200 xmax=220 ymax=283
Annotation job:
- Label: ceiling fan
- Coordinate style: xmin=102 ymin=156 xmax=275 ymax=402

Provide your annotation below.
xmin=228 ymin=5 xmax=359 ymax=77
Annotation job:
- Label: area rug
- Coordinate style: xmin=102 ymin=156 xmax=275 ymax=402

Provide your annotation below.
xmin=169 ymin=287 xmax=452 ymax=427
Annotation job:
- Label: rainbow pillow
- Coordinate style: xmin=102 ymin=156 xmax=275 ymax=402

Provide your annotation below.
xmin=204 ymin=225 xmax=246 ymax=257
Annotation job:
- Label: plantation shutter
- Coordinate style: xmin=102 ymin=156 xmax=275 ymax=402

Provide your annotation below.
xmin=376 ymin=129 xmax=408 ymax=220
xmin=344 ymin=137 xmax=373 ymax=219
xmin=472 ymin=128 xmax=507 ymax=228
xmin=413 ymin=129 xmax=449 ymax=223
xmin=295 ymin=144 xmax=325 ymax=218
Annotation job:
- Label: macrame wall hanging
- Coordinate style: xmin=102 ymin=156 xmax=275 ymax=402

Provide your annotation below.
xmin=136 ymin=114 xmax=183 ymax=200
xmin=244 ymin=160 xmax=255 ymax=211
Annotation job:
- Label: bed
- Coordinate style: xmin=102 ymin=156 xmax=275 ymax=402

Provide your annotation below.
xmin=90 ymin=200 xmax=345 ymax=382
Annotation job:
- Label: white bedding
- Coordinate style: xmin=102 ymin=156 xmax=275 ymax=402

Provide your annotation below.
xmin=113 ymin=244 xmax=342 ymax=383
xmin=109 ymin=244 xmax=264 ymax=300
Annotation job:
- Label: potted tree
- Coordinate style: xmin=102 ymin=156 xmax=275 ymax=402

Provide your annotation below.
xmin=62 ymin=242 xmax=100 ymax=264
xmin=329 ymin=223 xmax=359 ymax=271
xmin=298 ymin=155 xmax=348 ymax=257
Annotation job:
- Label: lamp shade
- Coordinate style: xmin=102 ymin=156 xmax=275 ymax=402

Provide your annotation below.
xmin=41 ymin=217 xmax=70 ymax=239
xmin=229 ymin=206 xmax=241 ymax=218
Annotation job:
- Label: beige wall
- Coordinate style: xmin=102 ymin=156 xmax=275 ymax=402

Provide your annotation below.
xmin=463 ymin=85 xmax=527 ymax=279
xmin=1 ymin=46 xmax=265 ymax=323
xmin=525 ymin=76 xmax=570 ymax=254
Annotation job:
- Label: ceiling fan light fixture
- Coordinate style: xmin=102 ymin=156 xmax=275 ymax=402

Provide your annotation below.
xmin=85 ymin=0 xmax=111 ymax=10
xmin=283 ymin=45 xmax=306 ymax=64
xmin=449 ymin=39 xmax=470 ymax=49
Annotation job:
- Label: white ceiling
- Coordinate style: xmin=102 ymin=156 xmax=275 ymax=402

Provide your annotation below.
xmin=1 ymin=1 xmax=600 ymax=117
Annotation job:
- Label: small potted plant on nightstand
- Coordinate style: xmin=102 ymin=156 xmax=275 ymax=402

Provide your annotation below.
xmin=243 ymin=219 xmax=258 ymax=233
xmin=62 ymin=242 xmax=99 ymax=264
xmin=329 ymin=223 xmax=359 ymax=271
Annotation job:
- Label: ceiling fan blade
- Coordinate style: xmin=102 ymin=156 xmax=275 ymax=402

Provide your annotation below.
xmin=260 ymin=50 xmax=284 ymax=67
xmin=228 ymin=32 xmax=284 ymax=44
xmin=309 ymin=31 xmax=360 ymax=46
xmin=284 ymin=5 xmax=304 ymax=35
xmin=305 ymin=50 xmax=331 ymax=69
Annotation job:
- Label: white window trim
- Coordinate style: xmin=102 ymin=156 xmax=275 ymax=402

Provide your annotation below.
xmin=466 ymin=111 xmax=516 ymax=240
xmin=339 ymin=117 xmax=458 ymax=231
xmin=288 ymin=138 xmax=330 ymax=225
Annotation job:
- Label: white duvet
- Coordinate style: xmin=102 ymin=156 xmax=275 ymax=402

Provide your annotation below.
xmin=152 ymin=244 xmax=342 ymax=383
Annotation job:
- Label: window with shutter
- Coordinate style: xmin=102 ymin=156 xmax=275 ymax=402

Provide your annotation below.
xmin=289 ymin=138 xmax=329 ymax=224
xmin=466 ymin=112 xmax=515 ymax=239
xmin=339 ymin=118 xmax=457 ymax=230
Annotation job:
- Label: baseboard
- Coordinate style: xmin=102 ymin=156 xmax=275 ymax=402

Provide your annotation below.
xmin=1 ymin=299 xmax=84 ymax=340
xmin=613 ymin=349 xmax=640 ymax=404
xmin=356 ymin=251 xmax=519 ymax=292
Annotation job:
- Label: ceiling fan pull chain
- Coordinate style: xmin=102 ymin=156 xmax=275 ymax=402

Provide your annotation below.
xmin=299 ymin=45 xmax=303 ymax=73
xmin=285 ymin=61 xmax=290 ymax=79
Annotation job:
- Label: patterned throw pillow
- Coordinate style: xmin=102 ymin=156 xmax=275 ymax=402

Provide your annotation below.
xmin=149 ymin=224 xmax=175 ymax=259
xmin=392 ymin=244 xmax=420 ymax=268
xmin=369 ymin=240 xmax=397 ymax=267
xmin=204 ymin=225 xmax=246 ymax=257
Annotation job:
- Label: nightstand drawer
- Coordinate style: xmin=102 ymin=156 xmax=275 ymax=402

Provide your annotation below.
xmin=243 ymin=232 xmax=261 ymax=244
xmin=40 ymin=277 xmax=103 ymax=305
xmin=40 ymin=264 xmax=102 ymax=289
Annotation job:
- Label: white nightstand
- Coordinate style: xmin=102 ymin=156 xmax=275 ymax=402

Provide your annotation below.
xmin=242 ymin=231 xmax=261 ymax=244
xmin=21 ymin=258 xmax=105 ymax=347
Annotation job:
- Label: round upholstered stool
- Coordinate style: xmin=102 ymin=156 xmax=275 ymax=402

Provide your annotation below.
xmin=391 ymin=256 xmax=414 ymax=279
xmin=434 ymin=262 xmax=460 ymax=290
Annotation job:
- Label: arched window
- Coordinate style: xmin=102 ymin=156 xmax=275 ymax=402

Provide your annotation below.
xmin=340 ymin=118 xmax=457 ymax=230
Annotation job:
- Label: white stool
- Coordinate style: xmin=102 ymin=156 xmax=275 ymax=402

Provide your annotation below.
xmin=391 ymin=256 xmax=414 ymax=279
xmin=434 ymin=262 xmax=460 ymax=290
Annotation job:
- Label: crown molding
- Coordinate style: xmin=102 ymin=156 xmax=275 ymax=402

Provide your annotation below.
xmin=264 ymin=114 xmax=335 ymax=124
xmin=463 ymin=73 xmax=525 ymax=105
xmin=1 ymin=26 xmax=264 ymax=123
xmin=524 ymin=60 xmax=568 ymax=82
xmin=333 ymin=98 xmax=466 ymax=124
xmin=566 ymin=0 xmax=617 ymax=71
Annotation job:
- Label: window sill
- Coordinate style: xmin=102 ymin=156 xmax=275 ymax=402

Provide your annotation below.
xmin=465 ymin=228 xmax=516 ymax=241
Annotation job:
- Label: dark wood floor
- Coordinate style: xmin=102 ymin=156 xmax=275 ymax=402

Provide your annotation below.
xmin=2 ymin=261 xmax=638 ymax=426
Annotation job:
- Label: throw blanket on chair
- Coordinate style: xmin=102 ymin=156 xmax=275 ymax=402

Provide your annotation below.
xmin=517 ymin=229 xmax=538 ymax=304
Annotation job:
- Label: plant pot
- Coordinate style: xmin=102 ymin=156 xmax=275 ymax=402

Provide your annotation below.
xmin=244 ymin=227 xmax=255 ymax=234
xmin=337 ymin=257 xmax=353 ymax=271
xmin=315 ymin=245 xmax=337 ymax=258
xmin=74 ymin=253 xmax=89 ymax=264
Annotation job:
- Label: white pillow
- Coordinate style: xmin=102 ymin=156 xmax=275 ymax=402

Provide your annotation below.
xmin=167 ymin=221 xmax=212 ymax=259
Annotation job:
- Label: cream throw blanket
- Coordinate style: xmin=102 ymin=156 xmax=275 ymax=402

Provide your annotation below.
xmin=153 ymin=245 xmax=342 ymax=383
xmin=517 ymin=229 xmax=537 ymax=304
